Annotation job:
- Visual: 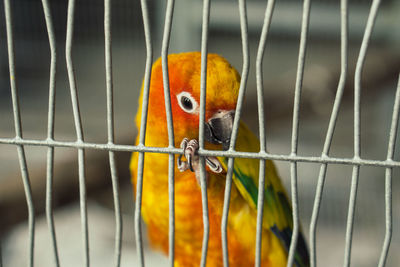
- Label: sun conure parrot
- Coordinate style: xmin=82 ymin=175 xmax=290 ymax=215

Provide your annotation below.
xmin=130 ymin=52 xmax=309 ymax=267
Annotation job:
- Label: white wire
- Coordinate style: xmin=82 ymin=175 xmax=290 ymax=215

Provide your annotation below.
xmin=0 ymin=1 xmax=397 ymax=267
xmin=377 ymin=75 xmax=400 ymax=267
xmin=287 ymin=0 xmax=311 ymax=264
xmin=309 ymin=0 xmax=348 ymax=265
xmin=0 ymin=137 xmax=399 ymax=168
xmin=199 ymin=0 xmax=211 ymax=265
xmin=343 ymin=0 xmax=382 ymax=266
xmin=254 ymin=0 xmax=276 ymax=265
xmin=66 ymin=0 xmax=90 ymax=265
xmin=41 ymin=0 xmax=60 ymax=265
xmin=134 ymin=0 xmax=154 ymax=265
xmin=160 ymin=0 xmax=176 ymax=266
xmin=3 ymin=1 xmax=35 ymax=266
xmin=104 ymin=1 xmax=123 ymax=266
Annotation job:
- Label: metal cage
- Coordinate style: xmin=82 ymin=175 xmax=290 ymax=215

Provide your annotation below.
xmin=1 ymin=0 xmax=399 ymax=266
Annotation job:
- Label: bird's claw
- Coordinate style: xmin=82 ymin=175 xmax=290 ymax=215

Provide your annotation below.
xmin=177 ymin=138 xmax=189 ymax=172
xmin=177 ymin=138 xmax=198 ymax=172
xmin=177 ymin=138 xmax=222 ymax=174
xmin=205 ymin=157 xmax=223 ymax=173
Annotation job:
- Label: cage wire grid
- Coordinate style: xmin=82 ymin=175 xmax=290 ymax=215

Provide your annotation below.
xmin=1 ymin=0 xmax=399 ymax=267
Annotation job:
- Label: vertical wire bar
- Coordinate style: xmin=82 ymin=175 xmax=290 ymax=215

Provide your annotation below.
xmin=352 ymin=0 xmax=381 ymax=159
xmin=254 ymin=160 xmax=266 ymax=267
xmin=41 ymin=0 xmax=60 ymax=266
xmin=104 ymin=1 xmax=122 ymax=266
xmin=66 ymin=0 xmax=89 ymax=266
xmin=343 ymin=165 xmax=359 ymax=267
xmin=343 ymin=1 xmax=381 ymax=266
xmin=3 ymin=1 xmax=36 ymax=266
xmin=220 ymin=0 xmax=250 ymax=266
xmin=167 ymin=151 xmax=175 ymax=267
xmin=378 ymin=168 xmax=392 ymax=266
xmin=254 ymin=0 xmax=276 ymax=266
xmin=227 ymin=0 xmax=250 ymax=151
xmin=377 ymin=75 xmax=400 ymax=267
xmin=287 ymin=0 xmax=311 ymax=266
xmin=287 ymin=162 xmax=299 ymax=267
xmin=161 ymin=1 xmax=175 ymax=145
xmin=198 ymin=0 xmax=210 ymax=150
xmin=199 ymin=0 xmax=211 ymax=266
xmin=385 ymin=76 xmax=400 ymax=162
xmin=309 ymin=0 xmax=348 ymax=266
xmin=134 ymin=0 xmax=153 ymax=265
xmin=160 ymin=0 xmax=176 ymax=266
xmin=221 ymin=159 xmax=234 ymax=267
xmin=108 ymin=153 xmax=122 ymax=267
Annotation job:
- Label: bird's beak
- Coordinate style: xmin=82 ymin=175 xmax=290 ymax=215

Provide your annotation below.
xmin=204 ymin=110 xmax=235 ymax=150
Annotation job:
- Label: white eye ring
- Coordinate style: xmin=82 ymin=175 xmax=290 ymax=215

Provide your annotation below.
xmin=176 ymin=91 xmax=199 ymax=114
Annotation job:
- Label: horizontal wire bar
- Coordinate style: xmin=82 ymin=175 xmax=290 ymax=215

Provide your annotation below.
xmin=0 ymin=137 xmax=399 ymax=168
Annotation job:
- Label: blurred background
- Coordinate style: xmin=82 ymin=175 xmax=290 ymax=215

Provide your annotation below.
xmin=0 ymin=0 xmax=399 ymax=266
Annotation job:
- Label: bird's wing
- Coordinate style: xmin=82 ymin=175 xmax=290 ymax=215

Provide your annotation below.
xmin=219 ymin=121 xmax=309 ymax=267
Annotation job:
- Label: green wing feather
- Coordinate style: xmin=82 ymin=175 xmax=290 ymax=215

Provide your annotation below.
xmin=219 ymin=121 xmax=309 ymax=267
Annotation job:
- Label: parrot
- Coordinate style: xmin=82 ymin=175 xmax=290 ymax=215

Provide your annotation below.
xmin=130 ymin=52 xmax=309 ymax=267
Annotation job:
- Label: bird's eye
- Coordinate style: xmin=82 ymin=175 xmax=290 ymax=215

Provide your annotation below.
xmin=177 ymin=92 xmax=198 ymax=114
xmin=181 ymin=96 xmax=193 ymax=110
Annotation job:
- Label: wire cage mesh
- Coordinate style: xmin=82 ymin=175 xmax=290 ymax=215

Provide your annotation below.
xmin=0 ymin=0 xmax=399 ymax=267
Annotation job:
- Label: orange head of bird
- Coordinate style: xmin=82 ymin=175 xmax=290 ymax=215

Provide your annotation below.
xmin=139 ymin=52 xmax=241 ymax=149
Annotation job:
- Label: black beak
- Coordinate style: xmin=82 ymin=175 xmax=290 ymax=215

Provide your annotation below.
xmin=204 ymin=110 xmax=235 ymax=150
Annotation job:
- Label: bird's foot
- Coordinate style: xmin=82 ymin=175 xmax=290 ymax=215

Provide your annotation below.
xmin=177 ymin=138 xmax=199 ymax=172
xmin=177 ymin=138 xmax=223 ymax=174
